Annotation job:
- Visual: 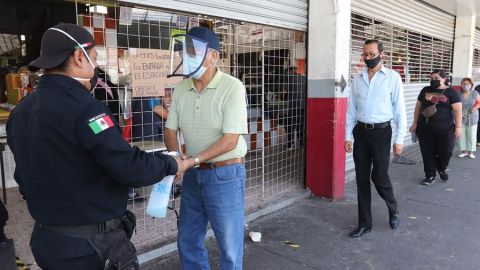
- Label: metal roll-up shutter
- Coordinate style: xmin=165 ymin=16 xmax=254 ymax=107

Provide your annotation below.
xmin=473 ymin=28 xmax=480 ymax=82
xmin=119 ymin=0 xmax=308 ymax=30
xmin=346 ymin=0 xmax=455 ymax=172
xmin=351 ymin=0 xmax=454 ymax=42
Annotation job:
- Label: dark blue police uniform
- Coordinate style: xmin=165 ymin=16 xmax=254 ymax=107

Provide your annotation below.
xmin=6 ymin=74 xmax=178 ymax=269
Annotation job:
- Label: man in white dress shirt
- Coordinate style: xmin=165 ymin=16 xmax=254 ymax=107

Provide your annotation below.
xmin=345 ymin=39 xmax=407 ymax=238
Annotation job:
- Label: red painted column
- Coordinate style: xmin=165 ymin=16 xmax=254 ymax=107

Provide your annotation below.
xmin=305 ymin=0 xmax=351 ymax=200
xmin=306 ymin=98 xmax=347 ymax=200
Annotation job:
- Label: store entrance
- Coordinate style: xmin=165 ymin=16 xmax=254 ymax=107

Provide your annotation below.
xmin=0 ymin=0 xmax=76 ymax=104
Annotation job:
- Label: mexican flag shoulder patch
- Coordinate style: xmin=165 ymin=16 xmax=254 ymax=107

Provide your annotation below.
xmin=88 ymin=113 xmax=114 ymax=134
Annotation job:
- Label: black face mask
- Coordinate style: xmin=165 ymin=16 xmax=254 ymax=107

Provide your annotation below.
xmin=89 ymin=67 xmax=99 ymax=92
xmin=364 ymin=54 xmax=381 ymax=69
xmin=430 ymin=80 xmax=441 ymax=89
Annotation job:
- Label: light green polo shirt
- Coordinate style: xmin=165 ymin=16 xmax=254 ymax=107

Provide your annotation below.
xmin=165 ymin=69 xmax=248 ymax=162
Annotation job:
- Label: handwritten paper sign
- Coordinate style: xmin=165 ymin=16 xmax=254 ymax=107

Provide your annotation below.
xmin=129 ymin=48 xmax=181 ymax=97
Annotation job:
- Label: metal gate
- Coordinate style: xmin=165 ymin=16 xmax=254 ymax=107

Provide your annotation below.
xmin=75 ymin=0 xmax=307 ymax=251
xmin=118 ymin=0 xmax=308 ymax=31
xmin=473 ymin=28 xmax=480 ymax=83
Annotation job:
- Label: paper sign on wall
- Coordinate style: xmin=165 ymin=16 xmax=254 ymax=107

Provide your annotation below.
xmin=129 ymin=48 xmax=182 ymax=97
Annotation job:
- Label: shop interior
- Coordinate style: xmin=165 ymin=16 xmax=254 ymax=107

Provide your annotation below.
xmin=0 ymin=0 xmax=76 ymax=109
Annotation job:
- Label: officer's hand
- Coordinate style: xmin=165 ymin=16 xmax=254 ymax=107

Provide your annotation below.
xmin=173 ymin=157 xmax=194 ymax=183
xmin=173 ymin=157 xmax=186 ymax=183
xmin=345 ymin=141 xmax=353 ymax=153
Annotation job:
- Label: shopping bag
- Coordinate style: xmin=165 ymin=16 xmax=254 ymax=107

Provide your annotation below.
xmin=146 ymin=175 xmax=174 ymax=218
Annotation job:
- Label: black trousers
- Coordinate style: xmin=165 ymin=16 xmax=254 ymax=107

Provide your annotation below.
xmin=0 ymin=199 xmax=7 ymax=227
xmin=31 ymin=224 xmax=103 ymax=270
xmin=0 ymin=199 xmax=7 ymax=240
xmin=417 ymin=125 xmax=454 ymax=178
xmin=353 ymin=124 xmax=398 ymax=228
xmin=477 ymin=117 xmax=480 ymax=143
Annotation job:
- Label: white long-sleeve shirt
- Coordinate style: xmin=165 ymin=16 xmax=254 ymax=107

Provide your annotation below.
xmin=346 ymin=65 xmax=407 ymax=145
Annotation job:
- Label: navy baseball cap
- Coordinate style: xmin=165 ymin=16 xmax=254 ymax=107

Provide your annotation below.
xmin=28 ymin=23 xmax=95 ymax=71
xmin=186 ymin=27 xmax=221 ymax=52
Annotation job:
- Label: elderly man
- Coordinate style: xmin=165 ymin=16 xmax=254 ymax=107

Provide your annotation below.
xmin=345 ymin=39 xmax=407 ymax=238
xmin=166 ymin=27 xmax=248 ymax=270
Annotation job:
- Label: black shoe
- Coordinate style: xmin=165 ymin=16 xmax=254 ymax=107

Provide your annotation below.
xmin=349 ymin=227 xmax=372 ymax=238
xmin=421 ymin=177 xmax=436 ymax=186
xmin=438 ymin=171 xmax=448 ymax=181
xmin=389 ymin=212 xmax=400 ymax=229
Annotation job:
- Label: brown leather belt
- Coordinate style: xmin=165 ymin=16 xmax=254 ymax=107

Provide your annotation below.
xmin=198 ymin=158 xmax=243 ymax=169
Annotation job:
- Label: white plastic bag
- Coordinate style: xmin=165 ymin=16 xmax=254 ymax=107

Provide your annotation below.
xmin=146 ymin=175 xmax=174 ymax=218
xmin=146 ymin=151 xmax=178 ymax=218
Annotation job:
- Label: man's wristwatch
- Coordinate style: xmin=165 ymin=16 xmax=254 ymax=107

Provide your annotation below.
xmin=189 ymin=155 xmax=201 ymax=167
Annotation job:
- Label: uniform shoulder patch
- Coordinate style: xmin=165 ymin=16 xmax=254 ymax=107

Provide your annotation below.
xmin=88 ymin=113 xmax=114 ymax=134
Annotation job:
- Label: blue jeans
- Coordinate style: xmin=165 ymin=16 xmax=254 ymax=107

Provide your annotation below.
xmin=178 ymin=164 xmax=246 ymax=270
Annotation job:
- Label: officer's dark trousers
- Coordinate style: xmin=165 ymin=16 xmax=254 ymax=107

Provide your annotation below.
xmin=417 ymin=125 xmax=454 ymax=178
xmin=30 ymin=223 xmax=102 ymax=270
xmin=353 ymin=124 xmax=398 ymax=228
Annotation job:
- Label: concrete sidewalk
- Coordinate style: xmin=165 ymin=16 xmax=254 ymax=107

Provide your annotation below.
xmin=144 ymin=146 xmax=480 ymax=270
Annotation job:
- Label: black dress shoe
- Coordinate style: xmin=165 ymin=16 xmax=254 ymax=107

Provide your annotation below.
xmin=349 ymin=227 xmax=371 ymax=238
xmin=438 ymin=171 xmax=448 ymax=181
xmin=389 ymin=212 xmax=400 ymax=229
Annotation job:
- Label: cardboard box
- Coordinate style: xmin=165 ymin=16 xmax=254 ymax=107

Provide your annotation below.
xmin=5 ymin=74 xmax=20 ymax=90
xmin=7 ymin=88 xmax=22 ymax=104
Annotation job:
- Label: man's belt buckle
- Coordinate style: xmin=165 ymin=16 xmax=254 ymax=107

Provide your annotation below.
xmin=364 ymin=123 xmax=374 ymax=129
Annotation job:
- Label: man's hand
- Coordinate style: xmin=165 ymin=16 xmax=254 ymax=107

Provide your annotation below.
xmin=454 ymin=127 xmax=463 ymax=139
xmin=393 ymin=143 xmax=403 ymax=157
xmin=345 ymin=141 xmax=353 ymax=153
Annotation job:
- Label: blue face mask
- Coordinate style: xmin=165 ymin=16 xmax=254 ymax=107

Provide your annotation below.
xmin=186 ymin=54 xmax=208 ymax=80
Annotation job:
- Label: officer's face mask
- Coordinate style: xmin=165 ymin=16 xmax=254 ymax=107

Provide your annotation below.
xmin=48 ymin=28 xmax=99 ymax=91
xmin=168 ymin=34 xmax=211 ymax=79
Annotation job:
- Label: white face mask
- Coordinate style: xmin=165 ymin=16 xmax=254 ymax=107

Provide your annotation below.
xmin=462 ymin=84 xmax=471 ymax=92
xmin=49 ymin=27 xmax=99 ymax=91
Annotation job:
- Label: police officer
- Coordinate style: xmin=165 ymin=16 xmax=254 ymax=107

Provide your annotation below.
xmin=6 ymin=23 xmax=186 ymax=269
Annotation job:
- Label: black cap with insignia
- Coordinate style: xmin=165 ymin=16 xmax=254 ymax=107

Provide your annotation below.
xmin=28 ymin=23 xmax=95 ymax=71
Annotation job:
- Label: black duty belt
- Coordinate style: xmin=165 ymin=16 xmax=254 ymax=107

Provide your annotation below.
xmin=357 ymin=121 xmax=391 ymax=129
xmin=37 ymin=217 xmax=123 ymax=235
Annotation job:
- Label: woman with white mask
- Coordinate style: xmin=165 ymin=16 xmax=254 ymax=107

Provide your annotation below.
xmin=456 ymin=77 xmax=480 ymax=159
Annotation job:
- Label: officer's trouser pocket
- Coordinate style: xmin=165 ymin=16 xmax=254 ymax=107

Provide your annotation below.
xmin=87 ymin=229 xmax=139 ymax=270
